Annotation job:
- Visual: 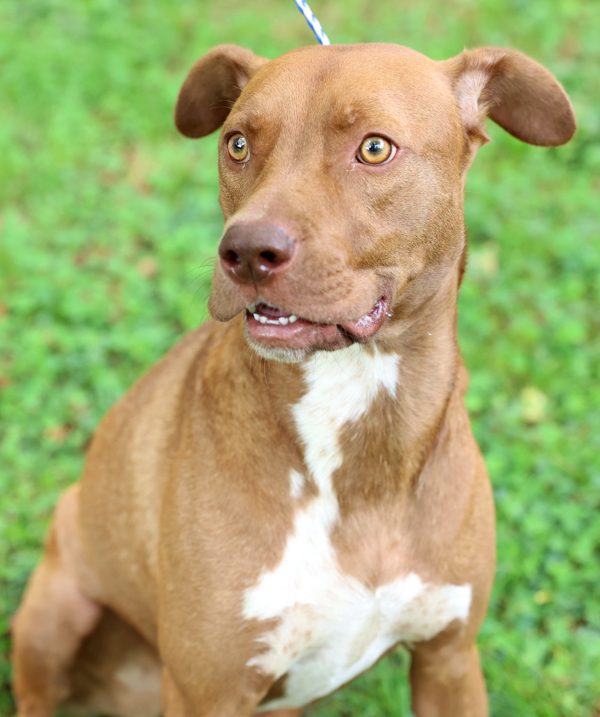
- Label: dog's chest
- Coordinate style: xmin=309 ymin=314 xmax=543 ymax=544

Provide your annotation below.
xmin=246 ymin=505 xmax=471 ymax=711
xmin=243 ymin=346 xmax=471 ymax=710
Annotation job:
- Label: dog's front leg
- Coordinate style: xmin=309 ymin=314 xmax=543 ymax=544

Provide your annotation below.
xmin=161 ymin=668 xmax=300 ymax=717
xmin=409 ymin=640 xmax=488 ymax=717
xmin=161 ymin=669 xmax=194 ymax=717
xmin=162 ymin=669 xmax=253 ymax=717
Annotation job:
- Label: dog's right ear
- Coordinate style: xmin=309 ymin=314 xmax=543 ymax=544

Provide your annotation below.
xmin=175 ymin=45 xmax=269 ymax=139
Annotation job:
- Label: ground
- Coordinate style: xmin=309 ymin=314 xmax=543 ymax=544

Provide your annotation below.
xmin=1 ymin=0 xmax=599 ymax=715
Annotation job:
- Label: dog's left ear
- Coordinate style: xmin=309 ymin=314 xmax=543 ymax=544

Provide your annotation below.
xmin=440 ymin=47 xmax=576 ymax=151
xmin=175 ymin=44 xmax=269 ymax=138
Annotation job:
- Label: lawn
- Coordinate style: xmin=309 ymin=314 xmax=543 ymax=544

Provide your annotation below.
xmin=1 ymin=0 xmax=599 ymax=715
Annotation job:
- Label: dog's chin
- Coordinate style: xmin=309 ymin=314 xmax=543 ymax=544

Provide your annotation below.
xmin=244 ymin=338 xmax=314 ymax=365
xmin=242 ymin=297 xmax=389 ymax=364
xmin=244 ymin=326 xmax=349 ymax=364
xmin=243 ymin=313 xmax=350 ymax=364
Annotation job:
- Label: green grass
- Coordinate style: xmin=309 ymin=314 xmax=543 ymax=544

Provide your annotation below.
xmin=1 ymin=0 xmax=599 ymax=714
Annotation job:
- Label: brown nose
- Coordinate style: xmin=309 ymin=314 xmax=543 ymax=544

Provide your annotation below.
xmin=218 ymin=223 xmax=295 ymax=284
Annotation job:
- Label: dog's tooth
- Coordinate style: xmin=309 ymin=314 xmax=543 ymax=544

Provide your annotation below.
xmin=279 ymin=317 xmax=289 ymax=325
xmin=289 ymin=315 xmax=298 ymax=323
xmin=253 ymin=313 xmax=260 ymax=321
xmin=259 ymin=316 xmax=267 ymax=324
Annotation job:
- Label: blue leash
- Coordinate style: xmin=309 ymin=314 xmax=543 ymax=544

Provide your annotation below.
xmin=293 ymin=0 xmax=331 ymax=45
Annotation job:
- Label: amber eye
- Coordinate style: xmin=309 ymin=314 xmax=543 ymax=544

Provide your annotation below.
xmin=227 ymin=134 xmax=249 ymax=162
xmin=358 ymin=136 xmax=395 ymax=165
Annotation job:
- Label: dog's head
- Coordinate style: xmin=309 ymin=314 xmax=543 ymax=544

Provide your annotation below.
xmin=175 ymin=43 xmax=575 ymax=362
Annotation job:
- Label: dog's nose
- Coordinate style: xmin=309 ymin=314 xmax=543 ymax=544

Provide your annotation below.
xmin=218 ymin=223 xmax=295 ymax=284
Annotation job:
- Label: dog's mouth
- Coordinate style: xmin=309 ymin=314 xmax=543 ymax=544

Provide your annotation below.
xmin=244 ymin=297 xmax=390 ymax=352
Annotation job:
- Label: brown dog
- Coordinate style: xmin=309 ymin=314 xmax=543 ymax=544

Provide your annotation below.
xmin=12 ymin=42 xmax=575 ymax=717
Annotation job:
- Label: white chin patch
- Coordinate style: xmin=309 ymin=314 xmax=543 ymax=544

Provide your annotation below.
xmin=244 ymin=335 xmax=310 ymax=364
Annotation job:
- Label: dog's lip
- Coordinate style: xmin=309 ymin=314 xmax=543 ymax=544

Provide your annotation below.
xmin=245 ymin=297 xmax=390 ymax=340
xmin=339 ymin=296 xmax=389 ymax=339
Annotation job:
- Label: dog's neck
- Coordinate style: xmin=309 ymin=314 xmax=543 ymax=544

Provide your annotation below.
xmin=240 ymin=266 xmax=462 ymax=505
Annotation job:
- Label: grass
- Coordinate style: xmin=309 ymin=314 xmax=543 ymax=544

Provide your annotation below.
xmin=1 ymin=0 xmax=599 ymax=714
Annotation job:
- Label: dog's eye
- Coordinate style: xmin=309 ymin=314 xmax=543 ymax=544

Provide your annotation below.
xmin=227 ymin=134 xmax=249 ymax=162
xmin=357 ymin=136 xmax=395 ymax=165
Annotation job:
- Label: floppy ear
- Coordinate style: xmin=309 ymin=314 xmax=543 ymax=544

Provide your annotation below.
xmin=175 ymin=44 xmax=269 ymax=138
xmin=441 ymin=47 xmax=576 ymax=150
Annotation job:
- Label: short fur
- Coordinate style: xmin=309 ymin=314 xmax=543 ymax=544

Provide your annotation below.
xmin=12 ymin=42 xmax=575 ymax=717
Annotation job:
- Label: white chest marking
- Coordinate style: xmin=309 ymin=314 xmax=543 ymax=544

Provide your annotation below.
xmin=288 ymin=469 xmax=305 ymax=499
xmin=291 ymin=343 xmax=400 ymax=513
xmin=243 ymin=345 xmax=471 ymax=710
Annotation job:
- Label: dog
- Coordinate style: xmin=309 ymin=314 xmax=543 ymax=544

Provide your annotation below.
xmin=12 ymin=41 xmax=575 ymax=717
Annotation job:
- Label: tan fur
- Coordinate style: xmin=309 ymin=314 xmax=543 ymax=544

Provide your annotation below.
xmin=12 ymin=42 xmax=575 ymax=717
